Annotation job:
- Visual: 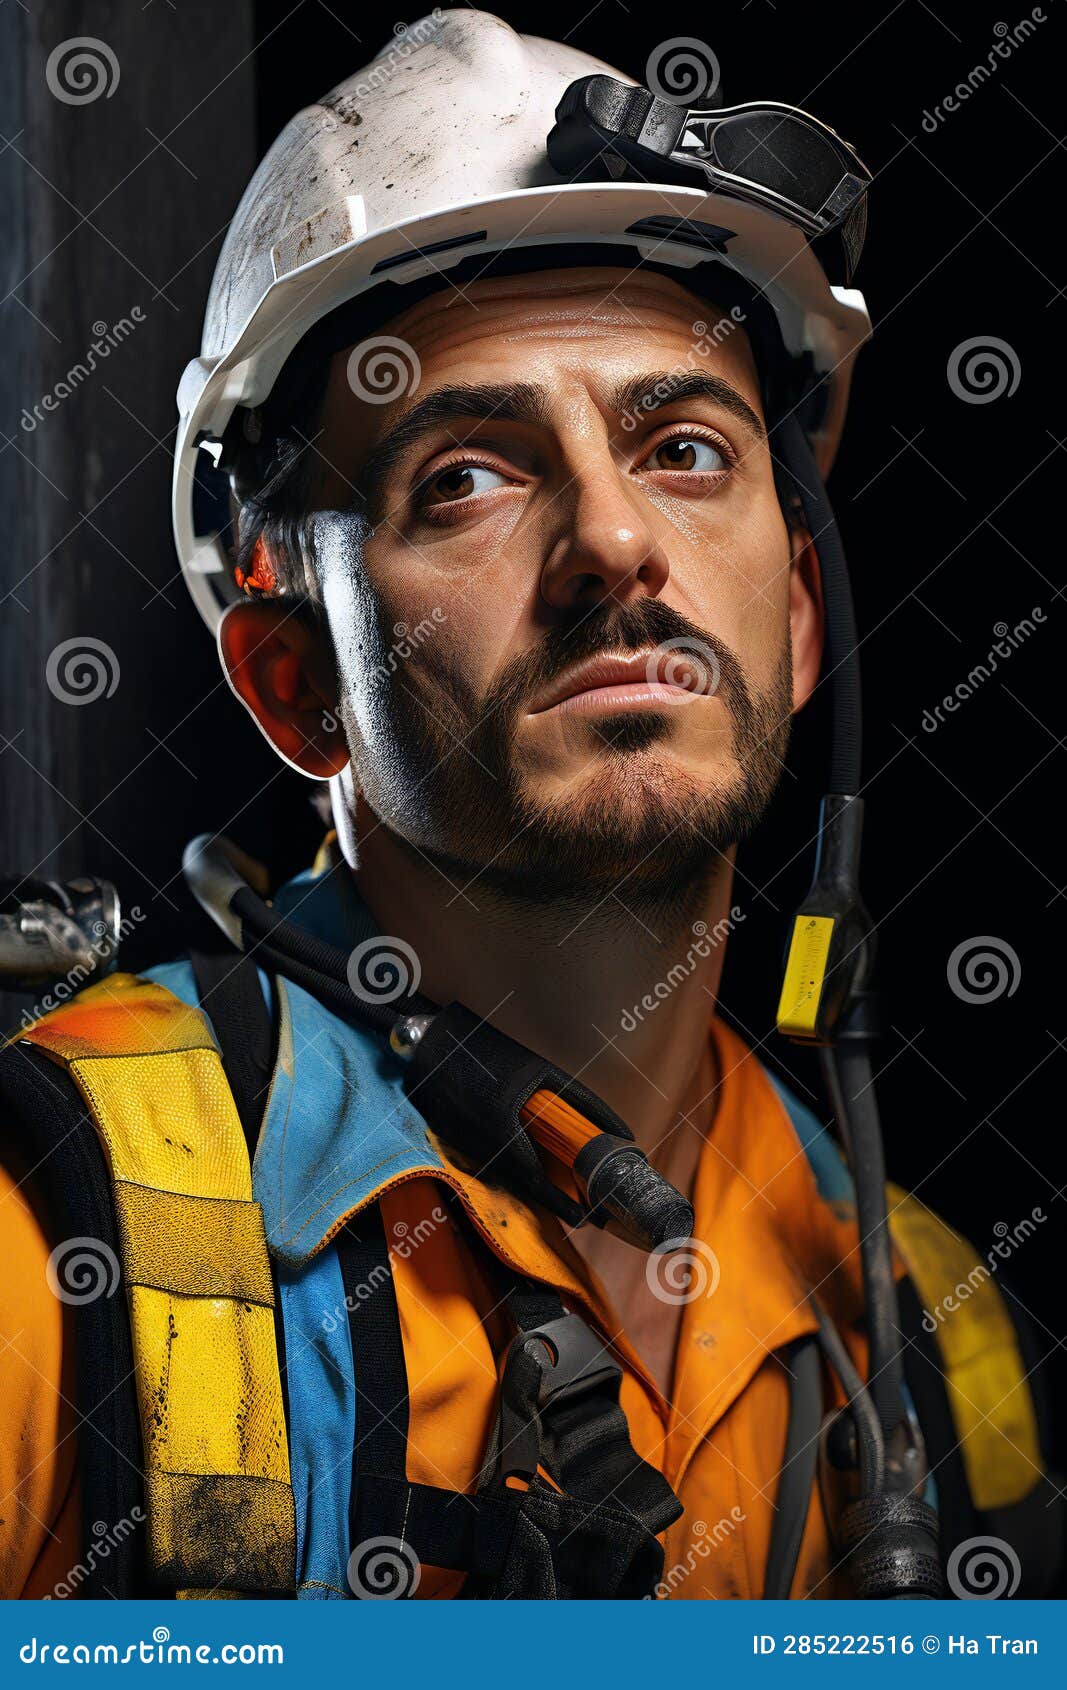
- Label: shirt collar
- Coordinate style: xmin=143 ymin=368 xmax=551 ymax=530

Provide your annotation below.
xmin=256 ymin=853 xmax=873 ymax=1430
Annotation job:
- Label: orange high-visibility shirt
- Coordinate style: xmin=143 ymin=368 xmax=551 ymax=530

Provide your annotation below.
xmin=0 ymin=1017 xmax=868 ymax=1599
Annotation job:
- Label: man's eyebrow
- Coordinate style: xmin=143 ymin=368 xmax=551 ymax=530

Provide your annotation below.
xmin=359 ymin=382 xmax=549 ymax=487
xmin=610 ymin=372 xmax=766 ymax=441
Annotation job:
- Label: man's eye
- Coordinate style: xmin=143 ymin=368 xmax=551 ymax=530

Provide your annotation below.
xmin=421 ymin=463 xmax=507 ymax=505
xmin=644 ymin=437 xmax=727 ymax=473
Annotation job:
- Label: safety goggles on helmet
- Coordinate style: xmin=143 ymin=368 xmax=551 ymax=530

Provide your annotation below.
xmin=549 ymin=75 xmax=870 ymax=284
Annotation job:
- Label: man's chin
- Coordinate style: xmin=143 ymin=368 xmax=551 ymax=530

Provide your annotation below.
xmin=476 ymin=754 xmax=757 ymax=908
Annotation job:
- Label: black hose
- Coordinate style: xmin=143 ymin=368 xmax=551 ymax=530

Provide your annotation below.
xmin=230 ymin=884 xmax=434 ymax=1034
xmin=831 ymin=1042 xmax=907 ymax=1437
xmin=812 ymin=1298 xmax=884 ymax=1496
xmin=818 ymin=1043 xmax=853 ymax=1161
xmin=771 ymin=421 xmax=908 ymax=1442
xmin=776 ymin=414 xmax=862 ymax=796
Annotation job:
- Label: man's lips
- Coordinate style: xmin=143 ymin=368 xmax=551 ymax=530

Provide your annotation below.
xmin=527 ymin=648 xmax=710 ymax=716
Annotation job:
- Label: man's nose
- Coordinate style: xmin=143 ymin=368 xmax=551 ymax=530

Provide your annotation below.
xmin=539 ymin=456 xmax=670 ymax=612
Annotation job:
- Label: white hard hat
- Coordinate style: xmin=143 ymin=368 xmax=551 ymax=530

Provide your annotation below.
xmin=174 ymin=8 xmax=871 ymax=633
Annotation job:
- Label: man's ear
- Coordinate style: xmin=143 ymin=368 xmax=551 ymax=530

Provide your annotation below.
xmin=788 ymin=526 xmax=825 ymax=713
xmin=218 ymin=597 xmax=348 ymax=780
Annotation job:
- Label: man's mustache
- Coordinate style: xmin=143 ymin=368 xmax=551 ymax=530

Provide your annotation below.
xmin=485 ymin=599 xmax=757 ymax=729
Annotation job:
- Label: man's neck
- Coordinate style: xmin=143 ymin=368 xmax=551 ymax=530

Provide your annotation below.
xmin=333 ymin=790 xmax=734 ymax=1176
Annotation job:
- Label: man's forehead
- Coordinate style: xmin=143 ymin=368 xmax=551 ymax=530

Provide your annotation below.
xmin=323 ymin=265 xmax=762 ymax=442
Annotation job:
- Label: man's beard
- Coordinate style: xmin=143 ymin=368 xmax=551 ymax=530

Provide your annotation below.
xmin=351 ymin=599 xmax=793 ymax=915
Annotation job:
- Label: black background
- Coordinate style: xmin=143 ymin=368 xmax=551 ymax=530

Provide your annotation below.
xmin=3 ymin=1 xmax=1064 ymax=1487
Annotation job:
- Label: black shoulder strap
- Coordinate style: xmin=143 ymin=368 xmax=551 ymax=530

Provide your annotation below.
xmin=189 ymin=947 xmax=293 ymax=1457
xmin=0 ymin=1038 xmax=144 ymax=1597
xmin=190 ymin=948 xmax=275 ymax=1159
xmin=337 ymin=1195 xmax=681 ymax=1598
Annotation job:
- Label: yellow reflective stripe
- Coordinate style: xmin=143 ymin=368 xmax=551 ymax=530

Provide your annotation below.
xmin=22 ymin=977 xmax=295 ymax=1594
xmin=71 ymin=1048 xmax=253 ymax=1199
xmin=130 ymin=1287 xmax=287 ymax=1478
xmin=888 ymin=1185 xmax=1042 ymax=1511
xmin=114 ymin=1184 xmax=274 ymax=1305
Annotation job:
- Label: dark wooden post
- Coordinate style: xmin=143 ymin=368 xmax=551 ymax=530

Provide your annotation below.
xmin=1 ymin=3 xmax=267 ymax=1021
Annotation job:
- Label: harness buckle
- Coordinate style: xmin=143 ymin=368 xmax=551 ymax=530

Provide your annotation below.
xmin=521 ymin=1312 xmax=622 ymax=1410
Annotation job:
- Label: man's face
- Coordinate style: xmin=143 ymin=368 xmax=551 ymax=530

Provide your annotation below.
xmin=307 ymin=266 xmax=810 ymax=904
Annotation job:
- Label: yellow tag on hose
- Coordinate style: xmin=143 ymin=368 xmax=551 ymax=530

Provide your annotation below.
xmin=777 ymin=914 xmax=835 ymax=1037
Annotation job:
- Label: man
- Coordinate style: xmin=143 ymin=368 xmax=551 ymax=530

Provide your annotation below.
xmin=1 ymin=12 xmax=1059 ymax=1602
